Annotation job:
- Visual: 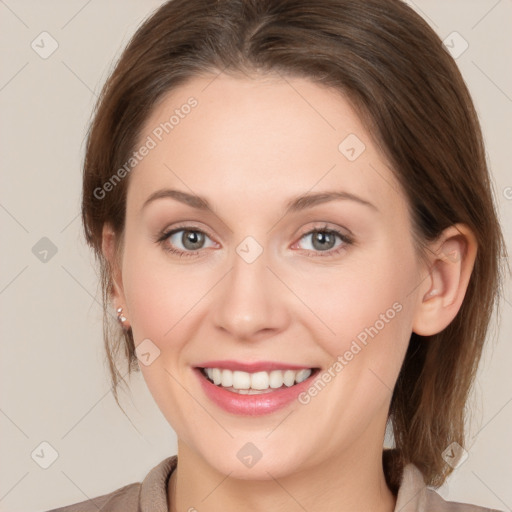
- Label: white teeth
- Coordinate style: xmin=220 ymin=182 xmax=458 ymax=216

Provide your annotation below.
xmin=283 ymin=369 xmax=296 ymax=387
xmin=232 ymin=370 xmax=251 ymax=389
xmin=295 ymin=369 xmax=311 ymax=383
xmin=251 ymin=371 xmax=269 ymax=390
xmin=221 ymin=369 xmax=233 ymax=387
xmin=202 ymin=367 xmax=313 ymax=392
xmin=269 ymin=370 xmax=284 ymax=388
xmin=212 ymin=368 xmax=222 ymax=385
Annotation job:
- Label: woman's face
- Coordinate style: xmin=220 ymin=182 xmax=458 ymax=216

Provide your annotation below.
xmin=115 ymin=72 xmax=427 ymax=478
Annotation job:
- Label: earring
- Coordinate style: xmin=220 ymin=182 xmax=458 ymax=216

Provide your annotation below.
xmin=117 ymin=306 xmax=127 ymax=323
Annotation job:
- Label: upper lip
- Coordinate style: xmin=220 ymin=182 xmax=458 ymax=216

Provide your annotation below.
xmin=195 ymin=360 xmax=315 ymax=372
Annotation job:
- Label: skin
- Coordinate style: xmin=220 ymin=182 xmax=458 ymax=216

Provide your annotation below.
xmin=102 ymin=72 xmax=477 ymax=512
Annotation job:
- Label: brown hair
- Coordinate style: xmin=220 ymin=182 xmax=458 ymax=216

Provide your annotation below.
xmin=82 ymin=0 xmax=507 ymax=489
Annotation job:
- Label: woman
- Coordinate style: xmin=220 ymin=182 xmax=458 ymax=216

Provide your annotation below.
xmin=50 ymin=0 xmax=507 ymax=510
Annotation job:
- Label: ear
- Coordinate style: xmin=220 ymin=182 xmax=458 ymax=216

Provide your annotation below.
xmin=412 ymin=223 xmax=477 ymax=336
xmin=101 ymin=223 xmax=130 ymax=329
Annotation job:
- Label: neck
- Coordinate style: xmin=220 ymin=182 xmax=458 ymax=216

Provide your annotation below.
xmin=168 ymin=439 xmax=396 ymax=512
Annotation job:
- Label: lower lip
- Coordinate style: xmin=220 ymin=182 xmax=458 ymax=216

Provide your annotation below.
xmin=194 ymin=367 xmax=318 ymax=416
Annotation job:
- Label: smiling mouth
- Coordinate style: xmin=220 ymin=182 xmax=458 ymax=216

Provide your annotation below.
xmin=198 ymin=367 xmax=320 ymax=394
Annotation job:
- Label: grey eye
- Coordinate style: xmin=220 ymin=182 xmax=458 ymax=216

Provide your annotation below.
xmin=167 ymin=229 xmax=215 ymax=251
xmin=300 ymin=230 xmax=342 ymax=252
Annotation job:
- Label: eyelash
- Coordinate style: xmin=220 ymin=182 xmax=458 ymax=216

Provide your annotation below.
xmin=155 ymin=223 xmax=354 ymax=259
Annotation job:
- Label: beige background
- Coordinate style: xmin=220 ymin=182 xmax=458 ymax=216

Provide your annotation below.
xmin=1 ymin=1 xmax=511 ymax=511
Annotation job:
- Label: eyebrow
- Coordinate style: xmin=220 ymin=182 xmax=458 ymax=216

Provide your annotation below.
xmin=142 ymin=188 xmax=378 ymax=213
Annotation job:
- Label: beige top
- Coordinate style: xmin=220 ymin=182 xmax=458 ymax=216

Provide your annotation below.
xmin=47 ymin=455 xmax=502 ymax=512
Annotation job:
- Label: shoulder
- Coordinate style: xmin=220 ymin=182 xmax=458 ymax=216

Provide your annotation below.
xmin=46 ymin=482 xmax=140 ymax=512
xmin=424 ymin=487 xmax=503 ymax=512
xmin=396 ymin=463 xmax=503 ymax=512
xmin=44 ymin=455 xmax=178 ymax=512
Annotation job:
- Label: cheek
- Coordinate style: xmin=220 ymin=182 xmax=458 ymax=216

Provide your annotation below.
xmin=291 ymin=244 xmax=417 ymax=439
xmin=120 ymin=245 xmax=203 ymax=419
xmin=121 ymin=243 xmax=216 ymax=350
xmin=123 ymin=268 xmax=171 ymax=343
xmin=121 ymin=242 xmax=181 ymax=342
xmin=306 ymin=238 xmax=417 ymax=378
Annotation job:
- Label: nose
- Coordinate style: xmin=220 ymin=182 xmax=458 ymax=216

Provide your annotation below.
xmin=212 ymin=245 xmax=291 ymax=342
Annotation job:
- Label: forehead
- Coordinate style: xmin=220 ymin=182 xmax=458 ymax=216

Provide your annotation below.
xmin=128 ymin=72 xmax=404 ymax=216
